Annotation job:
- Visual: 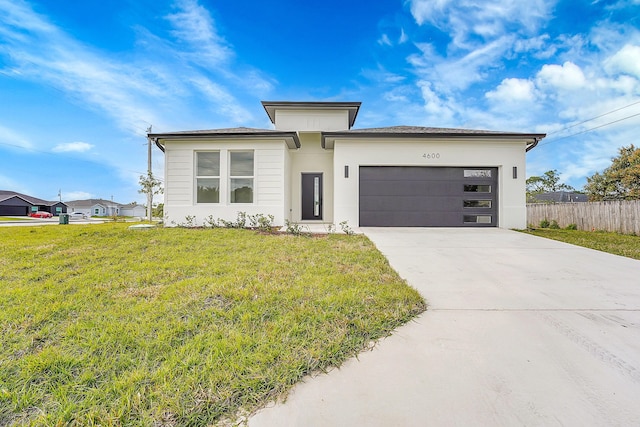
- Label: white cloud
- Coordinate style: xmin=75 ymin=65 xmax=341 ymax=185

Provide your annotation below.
xmin=0 ymin=0 xmax=271 ymax=136
xmin=536 ymin=61 xmax=587 ymax=91
xmin=408 ymin=0 xmax=554 ymax=47
xmin=486 ymin=78 xmax=536 ymax=103
xmin=605 ymin=44 xmax=640 ymax=78
xmin=409 ymin=36 xmax=515 ymax=92
xmin=378 ymin=34 xmax=392 ymax=46
xmin=417 ymin=81 xmax=456 ymax=125
xmin=0 ymin=124 xmax=32 ymax=149
xmin=52 ymin=141 xmax=94 ymax=153
xmin=0 ymin=174 xmax=28 ymax=193
xmin=63 ymin=191 xmax=94 ymax=201
xmin=399 ymin=28 xmax=408 ymax=44
xmin=165 ymin=0 xmax=233 ymax=67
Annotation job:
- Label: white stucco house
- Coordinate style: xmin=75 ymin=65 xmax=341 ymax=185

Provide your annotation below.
xmin=149 ymin=101 xmax=545 ymax=229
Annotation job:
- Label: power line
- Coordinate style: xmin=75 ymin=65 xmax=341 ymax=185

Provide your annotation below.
xmin=0 ymin=141 xmax=164 ymax=181
xmin=545 ymin=99 xmax=640 ymax=137
xmin=539 ymin=111 xmax=640 ymax=147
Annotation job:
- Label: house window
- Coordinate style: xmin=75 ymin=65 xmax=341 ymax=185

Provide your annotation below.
xmin=229 ymin=151 xmax=254 ymax=203
xmin=196 ymin=151 xmax=220 ymax=203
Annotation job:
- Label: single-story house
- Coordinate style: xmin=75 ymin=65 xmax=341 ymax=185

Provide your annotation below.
xmin=149 ymin=101 xmax=545 ymax=229
xmin=66 ymin=199 xmax=120 ymax=217
xmin=120 ymin=203 xmax=147 ymax=217
xmin=0 ymin=190 xmax=67 ymax=216
xmin=530 ymin=191 xmax=589 ymax=203
xmin=66 ymin=199 xmax=147 ymax=217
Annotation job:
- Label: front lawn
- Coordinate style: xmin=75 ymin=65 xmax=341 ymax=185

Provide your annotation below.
xmin=521 ymin=228 xmax=640 ymax=260
xmin=0 ymin=224 xmax=425 ymax=425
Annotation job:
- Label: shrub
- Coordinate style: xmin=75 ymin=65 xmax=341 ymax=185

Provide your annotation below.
xmin=203 ymin=215 xmax=221 ymax=228
xmin=180 ymin=215 xmax=196 ymax=228
xmin=339 ymin=220 xmax=354 ymax=236
xmin=249 ymin=213 xmax=275 ymax=233
xmin=284 ymin=219 xmax=308 ymax=236
xmin=539 ymin=219 xmax=550 ymax=228
xmin=549 ymin=220 xmax=560 ymax=229
xmin=565 ymin=223 xmax=578 ymax=230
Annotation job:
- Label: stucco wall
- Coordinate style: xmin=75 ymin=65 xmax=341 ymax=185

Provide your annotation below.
xmin=288 ymin=133 xmax=334 ymax=223
xmin=274 ymin=110 xmax=349 ymax=131
xmin=332 ymin=138 xmax=528 ymax=229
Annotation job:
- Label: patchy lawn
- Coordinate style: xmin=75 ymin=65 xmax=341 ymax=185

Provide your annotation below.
xmin=521 ymin=228 xmax=640 ymax=260
xmin=0 ymin=224 xmax=425 ymax=425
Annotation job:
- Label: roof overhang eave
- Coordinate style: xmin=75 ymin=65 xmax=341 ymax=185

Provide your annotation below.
xmin=322 ymin=132 xmax=547 ymax=150
xmin=261 ymin=101 xmax=362 ymax=129
xmin=148 ymin=132 xmax=301 ymax=150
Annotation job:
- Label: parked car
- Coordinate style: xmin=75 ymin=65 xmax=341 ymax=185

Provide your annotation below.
xmin=70 ymin=212 xmax=87 ymax=219
xmin=30 ymin=211 xmax=53 ymax=218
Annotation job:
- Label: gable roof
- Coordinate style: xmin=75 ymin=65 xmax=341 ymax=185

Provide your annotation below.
xmin=65 ymin=199 xmax=120 ymax=208
xmin=261 ymin=101 xmax=362 ymax=129
xmin=149 ymin=127 xmax=301 ymax=150
xmin=0 ymin=190 xmax=63 ymax=206
xmin=321 ymin=126 xmax=546 ymax=151
xmin=531 ymin=191 xmax=588 ymax=203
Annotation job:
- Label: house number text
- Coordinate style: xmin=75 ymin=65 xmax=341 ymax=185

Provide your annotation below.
xmin=422 ymin=152 xmax=441 ymax=159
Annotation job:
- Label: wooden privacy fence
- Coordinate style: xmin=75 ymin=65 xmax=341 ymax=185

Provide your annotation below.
xmin=527 ymin=200 xmax=640 ymax=235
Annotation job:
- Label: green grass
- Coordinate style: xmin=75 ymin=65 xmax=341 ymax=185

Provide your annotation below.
xmin=521 ymin=228 xmax=640 ymax=260
xmin=0 ymin=217 xmax=31 ymax=221
xmin=0 ymin=223 xmax=425 ymax=426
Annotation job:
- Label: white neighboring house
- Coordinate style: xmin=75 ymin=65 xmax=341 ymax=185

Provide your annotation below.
xmin=150 ymin=101 xmax=545 ymax=229
xmin=66 ymin=199 xmax=143 ymax=217
xmin=120 ymin=203 xmax=147 ymax=217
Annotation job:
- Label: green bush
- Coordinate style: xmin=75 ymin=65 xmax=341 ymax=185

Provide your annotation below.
xmin=549 ymin=220 xmax=560 ymax=229
xmin=565 ymin=223 xmax=578 ymax=230
xmin=539 ymin=219 xmax=550 ymax=228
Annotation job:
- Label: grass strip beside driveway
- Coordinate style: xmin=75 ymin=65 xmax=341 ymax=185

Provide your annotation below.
xmin=521 ymin=228 xmax=640 ymax=260
xmin=0 ymin=224 xmax=425 ymax=425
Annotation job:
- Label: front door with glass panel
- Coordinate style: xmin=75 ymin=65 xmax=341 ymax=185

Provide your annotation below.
xmin=301 ymin=173 xmax=322 ymax=220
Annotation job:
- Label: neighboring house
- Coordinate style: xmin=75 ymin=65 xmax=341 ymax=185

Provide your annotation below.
xmin=530 ymin=191 xmax=589 ymax=203
xmin=149 ymin=101 xmax=545 ymax=229
xmin=120 ymin=203 xmax=146 ymax=217
xmin=0 ymin=190 xmax=67 ymax=216
xmin=66 ymin=199 xmax=123 ymax=217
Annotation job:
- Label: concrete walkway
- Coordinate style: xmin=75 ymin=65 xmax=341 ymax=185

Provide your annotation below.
xmin=249 ymin=228 xmax=640 ymax=426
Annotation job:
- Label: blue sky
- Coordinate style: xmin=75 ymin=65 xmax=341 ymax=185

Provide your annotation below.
xmin=1 ymin=0 xmax=639 ymax=204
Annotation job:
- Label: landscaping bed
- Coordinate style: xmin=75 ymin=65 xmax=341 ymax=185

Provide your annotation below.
xmin=0 ymin=223 xmax=425 ymax=425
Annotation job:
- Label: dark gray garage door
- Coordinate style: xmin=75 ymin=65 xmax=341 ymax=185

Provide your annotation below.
xmin=359 ymin=166 xmax=498 ymax=227
xmin=0 ymin=205 xmax=30 ymax=216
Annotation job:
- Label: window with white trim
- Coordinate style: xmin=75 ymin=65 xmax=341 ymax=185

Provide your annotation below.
xmin=196 ymin=151 xmax=220 ymax=203
xmin=229 ymin=151 xmax=254 ymax=203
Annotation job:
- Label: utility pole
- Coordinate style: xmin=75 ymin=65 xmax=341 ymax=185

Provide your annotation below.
xmin=146 ymin=125 xmax=153 ymax=222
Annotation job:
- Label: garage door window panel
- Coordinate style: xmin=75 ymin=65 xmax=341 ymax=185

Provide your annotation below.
xmin=464 ymin=184 xmax=491 ymax=193
xmin=464 ymin=215 xmax=492 ymax=224
xmin=464 ymin=169 xmax=492 ymax=178
xmin=464 ymin=200 xmax=492 ymax=208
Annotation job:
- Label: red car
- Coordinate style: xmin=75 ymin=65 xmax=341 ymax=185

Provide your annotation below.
xmin=30 ymin=211 xmax=53 ymax=218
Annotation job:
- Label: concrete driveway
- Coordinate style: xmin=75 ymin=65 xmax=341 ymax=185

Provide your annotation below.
xmin=249 ymin=228 xmax=640 ymax=426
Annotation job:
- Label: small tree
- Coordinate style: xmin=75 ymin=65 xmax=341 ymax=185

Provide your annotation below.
xmin=139 ymin=173 xmax=163 ymax=222
xmin=526 ymin=169 xmax=575 ymax=202
xmin=584 ymin=145 xmax=640 ymax=201
xmin=152 ymin=203 xmax=164 ymax=219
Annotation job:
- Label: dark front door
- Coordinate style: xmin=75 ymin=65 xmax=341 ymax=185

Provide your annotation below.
xmin=301 ymin=173 xmax=323 ymax=220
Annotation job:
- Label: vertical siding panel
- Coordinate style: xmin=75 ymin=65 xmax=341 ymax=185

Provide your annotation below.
xmin=527 ymin=201 xmax=640 ymax=234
